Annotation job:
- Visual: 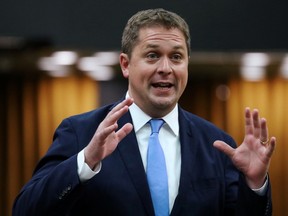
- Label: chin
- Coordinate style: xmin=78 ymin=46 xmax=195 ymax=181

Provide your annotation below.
xmin=153 ymin=99 xmax=175 ymax=110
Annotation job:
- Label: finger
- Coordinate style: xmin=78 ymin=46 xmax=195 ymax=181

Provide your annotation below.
xmin=260 ymin=118 xmax=269 ymax=143
xmin=97 ymin=123 xmax=119 ymax=144
xmin=105 ymin=98 xmax=134 ymax=124
xmin=245 ymin=107 xmax=254 ymax=135
xmin=109 ymin=105 xmax=130 ymax=123
xmin=252 ymin=109 xmax=261 ymax=138
xmin=116 ymin=123 xmax=133 ymax=142
xmin=213 ymin=140 xmax=235 ymax=159
xmin=107 ymin=98 xmax=133 ymax=117
xmin=266 ymin=136 xmax=276 ymax=158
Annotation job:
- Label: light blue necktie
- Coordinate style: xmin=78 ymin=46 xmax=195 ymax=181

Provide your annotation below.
xmin=147 ymin=119 xmax=169 ymax=216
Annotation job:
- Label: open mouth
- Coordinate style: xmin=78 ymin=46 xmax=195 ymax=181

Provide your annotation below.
xmin=152 ymin=82 xmax=173 ymax=88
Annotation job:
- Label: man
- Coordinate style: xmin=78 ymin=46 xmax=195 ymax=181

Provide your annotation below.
xmin=13 ymin=8 xmax=276 ymax=216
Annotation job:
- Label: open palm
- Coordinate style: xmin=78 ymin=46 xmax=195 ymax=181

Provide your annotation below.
xmin=214 ymin=108 xmax=276 ymax=188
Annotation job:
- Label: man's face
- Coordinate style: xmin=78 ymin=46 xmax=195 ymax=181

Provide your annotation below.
xmin=120 ymin=26 xmax=189 ymax=118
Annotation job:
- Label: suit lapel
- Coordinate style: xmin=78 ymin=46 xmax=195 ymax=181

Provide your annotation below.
xmin=171 ymin=108 xmax=200 ymax=216
xmin=117 ymin=111 xmax=155 ymax=216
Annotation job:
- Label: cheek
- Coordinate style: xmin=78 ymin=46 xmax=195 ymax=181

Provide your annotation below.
xmin=129 ymin=72 xmax=146 ymax=88
xmin=131 ymin=66 xmax=152 ymax=82
xmin=176 ymin=74 xmax=188 ymax=96
xmin=183 ymin=73 xmax=188 ymax=86
xmin=177 ymin=70 xmax=188 ymax=85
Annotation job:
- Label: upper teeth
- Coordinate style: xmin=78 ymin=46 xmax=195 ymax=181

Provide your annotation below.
xmin=157 ymin=83 xmax=169 ymax=87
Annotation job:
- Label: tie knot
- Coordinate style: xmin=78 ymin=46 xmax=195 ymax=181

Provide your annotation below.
xmin=149 ymin=119 xmax=164 ymax=134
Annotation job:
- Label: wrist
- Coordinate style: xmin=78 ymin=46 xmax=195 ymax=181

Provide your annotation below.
xmin=245 ymin=174 xmax=267 ymax=189
xmin=84 ymin=147 xmax=100 ymax=170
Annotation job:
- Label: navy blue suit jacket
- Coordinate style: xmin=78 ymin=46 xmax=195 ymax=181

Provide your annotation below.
xmin=13 ymin=101 xmax=272 ymax=216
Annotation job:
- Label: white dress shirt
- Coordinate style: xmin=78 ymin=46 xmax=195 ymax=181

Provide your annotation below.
xmin=129 ymin=101 xmax=181 ymax=212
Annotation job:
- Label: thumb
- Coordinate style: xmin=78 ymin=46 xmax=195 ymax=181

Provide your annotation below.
xmin=213 ymin=140 xmax=235 ymax=158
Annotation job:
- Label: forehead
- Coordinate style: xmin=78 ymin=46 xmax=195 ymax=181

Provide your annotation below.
xmin=137 ymin=26 xmax=187 ymax=49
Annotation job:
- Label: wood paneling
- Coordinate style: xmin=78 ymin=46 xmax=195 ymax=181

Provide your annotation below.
xmin=0 ymin=75 xmax=98 ymax=216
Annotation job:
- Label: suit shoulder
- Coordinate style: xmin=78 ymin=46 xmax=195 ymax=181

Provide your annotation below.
xmin=61 ymin=102 xmax=116 ymax=127
xmin=180 ymin=108 xmax=235 ymax=143
xmin=180 ymin=108 xmax=217 ymax=129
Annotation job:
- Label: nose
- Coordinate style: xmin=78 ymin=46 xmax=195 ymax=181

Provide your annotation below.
xmin=157 ymin=57 xmax=172 ymax=74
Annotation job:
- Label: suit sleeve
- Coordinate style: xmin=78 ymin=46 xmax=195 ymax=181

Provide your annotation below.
xmin=235 ymin=174 xmax=272 ymax=216
xmin=221 ymin=134 xmax=272 ymax=216
xmin=12 ymin=118 xmax=87 ymax=216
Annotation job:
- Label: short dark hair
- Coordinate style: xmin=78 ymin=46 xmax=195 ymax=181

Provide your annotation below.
xmin=121 ymin=8 xmax=191 ymax=57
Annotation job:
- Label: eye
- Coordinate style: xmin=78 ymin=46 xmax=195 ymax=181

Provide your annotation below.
xmin=171 ymin=54 xmax=182 ymax=61
xmin=147 ymin=52 xmax=159 ymax=60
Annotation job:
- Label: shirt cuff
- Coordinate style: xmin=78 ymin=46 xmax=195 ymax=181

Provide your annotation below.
xmin=251 ymin=178 xmax=268 ymax=196
xmin=77 ymin=149 xmax=101 ymax=182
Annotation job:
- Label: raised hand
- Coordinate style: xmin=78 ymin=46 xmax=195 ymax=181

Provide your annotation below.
xmin=213 ymin=107 xmax=276 ymax=189
xmin=84 ymin=98 xmax=134 ymax=170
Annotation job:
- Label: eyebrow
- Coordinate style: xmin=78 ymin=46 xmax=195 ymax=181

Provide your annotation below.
xmin=144 ymin=43 xmax=185 ymax=51
xmin=144 ymin=44 xmax=159 ymax=49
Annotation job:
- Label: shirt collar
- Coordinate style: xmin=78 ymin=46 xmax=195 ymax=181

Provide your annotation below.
xmin=126 ymin=92 xmax=179 ymax=136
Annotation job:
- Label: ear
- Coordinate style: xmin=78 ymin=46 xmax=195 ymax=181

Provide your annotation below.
xmin=119 ymin=53 xmax=130 ymax=78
